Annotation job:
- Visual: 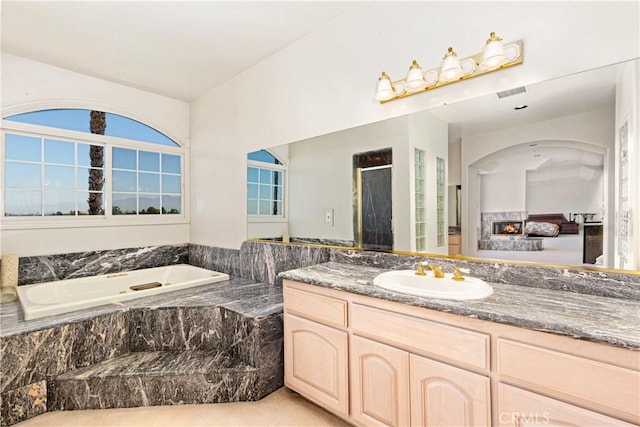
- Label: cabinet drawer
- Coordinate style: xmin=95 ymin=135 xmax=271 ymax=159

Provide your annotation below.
xmin=498 ymin=383 xmax=635 ymax=426
xmin=351 ymin=303 xmax=489 ymax=371
xmin=497 ymin=338 xmax=640 ymax=423
xmin=284 ymin=286 xmax=347 ymax=328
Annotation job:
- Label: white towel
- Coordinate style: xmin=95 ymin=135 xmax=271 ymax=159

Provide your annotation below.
xmin=1 ymin=253 xmax=19 ymax=303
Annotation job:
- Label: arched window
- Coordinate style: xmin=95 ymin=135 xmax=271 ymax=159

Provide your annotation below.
xmin=247 ymin=150 xmax=285 ymax=217
xmin=2 ymin=109 xmax=184 ymax=219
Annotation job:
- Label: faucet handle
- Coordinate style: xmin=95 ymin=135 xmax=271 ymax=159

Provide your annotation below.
xmin=452 ymin=266 xmax=465 ymax=281
xmin=415 ymin=262 xmax=427 ymax=276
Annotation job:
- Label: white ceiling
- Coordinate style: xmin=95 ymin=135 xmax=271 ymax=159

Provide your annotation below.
xmin=1 ymin=1 xmax=362 ymax=101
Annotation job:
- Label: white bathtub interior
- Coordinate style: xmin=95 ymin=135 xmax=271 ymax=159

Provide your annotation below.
xmin=17 ymin=264 xmax=230 ymax=320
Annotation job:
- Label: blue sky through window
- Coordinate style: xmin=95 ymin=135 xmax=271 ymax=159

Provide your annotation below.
xmin=5 ymin=109 xmax=178 ymax=146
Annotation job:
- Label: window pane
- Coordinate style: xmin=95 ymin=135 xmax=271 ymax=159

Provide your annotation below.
xmin=77 ymin=168 xmax=104 ymax=192
xmin=162 ymin=195 xmax=181 ymax=214
xmin=162 ymin=154 xmax=180 ymax=174
xmin=112 ymin=170 xmax=137 ymax=192
xmin=247 ymin=167 xmax=258 ymax=183
xmin=44 ymin=139 xmax=74 ymax=165
xmin=6 ymin=109 xmax=90 ymax=133
xmin=77 ymin=192 xmax=104 ymax=215
xmin=259 ymin=200 xmax=271 ymax=215
xmin=259 ymin=184 xmax=272 ymax=199
xmin=5 ymin=110 xmax=178 ymax=147
xmin=45 ymin=192 xmax=76 ymax=216
xmin=259 ymin=169 xmax=272 ymax=184
xmin=5 ymin=162 xmax=41 ymax=189
xmin=139 ymin=195 xmax=160 ymax=214
xmin=247 ymin=183 xmax=258 ymax=199
xmin=274 ymin=171 xmax=283 ymax=185
xmin=112 ymin=147 xmax=136 ymax=170
xmin=105 ymin=113 xmax=178 ymax=146
xmin=247 ymin=199 xmax=258 ymax=215
xmin=112 ymin=193 xmax=137 ymax=215
xmin=5 ymin=134 xmax=41 ymax=162
xmin=5 ymin=190 xmax=41 ymax=216
xmin=78 ymin=143 xmax=104 ymax=168
xmin=139 ymin=172 xmax=160 ymax=193
xmin=139 ymin=151 xmax=159 ymax=172
xmin=45 ymin=166 xmax=75 ymax=190
xmin=247 ymin=150 xmax=281 ymax=164
xmin=162 ymin=175 xmax=180 ymax=194
xmin=274 ymin=201 xmax=282 ymax=216
xmin=275 ymin=185 xmax=284 ymax=202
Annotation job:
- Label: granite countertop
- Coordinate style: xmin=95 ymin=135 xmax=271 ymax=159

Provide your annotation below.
xmin=0 ymin=276 xmax=283 ymax=338
xmin=279 ymin=262 xmax=640 ymax=350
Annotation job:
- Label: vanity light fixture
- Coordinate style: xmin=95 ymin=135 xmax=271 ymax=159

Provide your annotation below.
xmin=374 ymin=31 xmax=523 ymax=103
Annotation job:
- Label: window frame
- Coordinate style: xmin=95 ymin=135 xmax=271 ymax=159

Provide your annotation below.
xmin=247 ymin=154 xmax=288 ymax=224
xmin=1 ymin=119 xmax=188 ymax=230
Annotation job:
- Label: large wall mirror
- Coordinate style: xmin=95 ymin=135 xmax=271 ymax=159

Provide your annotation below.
xmin=247 ymin=59 xmax=639 ymax=273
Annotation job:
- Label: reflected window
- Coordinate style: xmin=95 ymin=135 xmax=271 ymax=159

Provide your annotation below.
xmin=436 ymin=157 xmax=445 ymax=247
xmin=414 ymin=149 xmax=426 ymax=251
xmin=247 ymin=150 xmax=285 ymax=217
xmin=2 ymin=109 xmax=183 ymax=218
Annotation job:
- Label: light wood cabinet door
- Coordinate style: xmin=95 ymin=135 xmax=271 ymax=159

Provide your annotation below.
xmin=410 ymin=354 xmax=490 ymax=426
xmin=497 ymin=383 xmax=636 ymax=426
xmin=350 ymin=335 xmax=410 ymax=427
xmin=284 ymin=314 xmax=349 ymax=418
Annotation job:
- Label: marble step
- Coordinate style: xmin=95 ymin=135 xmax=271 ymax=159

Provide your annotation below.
xmin=49 ymin=351 xmax=259 ymax=410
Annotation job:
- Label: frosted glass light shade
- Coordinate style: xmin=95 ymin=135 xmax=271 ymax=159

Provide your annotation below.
xmin=439 ymin=47 xmax=463 ymax=82
xmin=375 ymin=72 xmax=395 ymax=101
xmin=480 ymin=32 xmax=508 ymax=70
xmin=405 ymin=60 xmax=427 ymax=92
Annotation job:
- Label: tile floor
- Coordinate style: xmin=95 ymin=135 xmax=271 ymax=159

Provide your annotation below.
xmin=15 ymin=387 xmax=351 ymax=427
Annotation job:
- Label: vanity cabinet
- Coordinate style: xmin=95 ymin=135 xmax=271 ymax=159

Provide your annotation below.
xmin=349 ymin=304 xmax=490 ymax=427
xmin=448 ymin=233 xmax=462 ymax=256
xmin=283 ymin=280 xmax=639 ymax=426
xmin=283 ymin=287 xmax=349 ymax=418
xmin=350 ymin=335 xmax=410 ymax=427
xmin=410 ymin=354 xmax=490 ymax=427
xmin=284 ymin=314 xmax=349 ymax=417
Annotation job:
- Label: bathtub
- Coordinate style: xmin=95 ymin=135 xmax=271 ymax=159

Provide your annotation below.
xmin=17 ymin=264 xmax=230 ymax=320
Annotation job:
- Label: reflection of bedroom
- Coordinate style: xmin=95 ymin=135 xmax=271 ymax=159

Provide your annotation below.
xmin=474 ymin=142 xmax=605 ymax=266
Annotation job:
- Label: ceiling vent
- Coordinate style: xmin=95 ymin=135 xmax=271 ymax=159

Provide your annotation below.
xmin=497 ymin=86 xmax=527 ymax=99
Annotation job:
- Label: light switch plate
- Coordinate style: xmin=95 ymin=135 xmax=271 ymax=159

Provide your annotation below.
xmin=324 ymin=208 xmax=334 ymax=226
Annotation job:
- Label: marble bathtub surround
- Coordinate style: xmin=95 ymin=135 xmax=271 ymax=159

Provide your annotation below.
xmin=189 ymin=241 xmax=330 ymax=286
xmin=16 ymin=244 xmax=189 ymax=286
xmin=279 ymin=262 xmax=640 ymax=350
xmin=0 ymin=277 xmax=283 ymax=426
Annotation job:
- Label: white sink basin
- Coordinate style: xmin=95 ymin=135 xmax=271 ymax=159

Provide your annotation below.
xmin=373 ymin=269 xmax=493 ymax=300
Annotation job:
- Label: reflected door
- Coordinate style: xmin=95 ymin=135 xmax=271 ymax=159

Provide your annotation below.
xmin=358 ymin=165 xmax=393 ymax=250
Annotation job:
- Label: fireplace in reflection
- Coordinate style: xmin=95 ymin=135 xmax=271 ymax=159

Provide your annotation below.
xmin=479 ymin=212 xmax=542 ymax=251
xmin=492 ymin=221 xmax=524 ymax=235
